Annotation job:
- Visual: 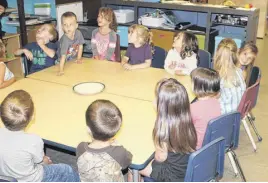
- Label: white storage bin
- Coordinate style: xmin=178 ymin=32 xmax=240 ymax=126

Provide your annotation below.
xmin=140 ymin=16 xmax=165 ymax=27
xmin=34 ymin=3 xmax=51 ymax=16
xmin=114 ymin=9 xmax=134 ymax=23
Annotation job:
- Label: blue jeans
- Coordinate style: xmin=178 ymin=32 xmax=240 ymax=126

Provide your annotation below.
xmin=42 ymin=164 xmax=80 ymax=182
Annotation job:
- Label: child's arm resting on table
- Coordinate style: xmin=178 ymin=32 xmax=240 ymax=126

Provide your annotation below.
xmin=123 ymin=59 xmax=151 ymax=70
xmin=0 ymin=64 xmax=15 ymax=89
xmin=76 ymin=45 xmax=83 ymax=63
xmin=58 ymin=55 xmax=66 ymax=76
xmin=121 ymin=56 xmax=129 ymax=65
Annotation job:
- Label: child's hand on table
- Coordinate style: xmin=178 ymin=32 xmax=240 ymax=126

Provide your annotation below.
xmin=23 ymin=49 xmax=33 ymax=61
xmin=123 ymin=63 xmax=133 ymax=70
xmin=57 ymin=71 xmax=64 ymax=76
xmin=93 ymin=55 xmax=100 ymax=60
xmin=75 ymin=58 xmax=83 ymax=64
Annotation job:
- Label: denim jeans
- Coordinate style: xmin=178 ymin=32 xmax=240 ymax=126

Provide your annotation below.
xmin=42 ymin=164 xmax=80 ymax=182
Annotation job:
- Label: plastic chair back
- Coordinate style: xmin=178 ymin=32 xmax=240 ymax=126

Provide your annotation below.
xmin=198 ymin=49 xmax=211 ymax=69
xmin=115 ymin=34 xmax=121 ymax=62
xmin=248 ymin=66 xmax=261 ymax=88
xmin=237 ymin=79 xmax=260 ymax=119
xmin=202 ymin=112 xmax=241 ymax=150
xmin=184 ymin=137 xmax=225 ymax=182
xmin=151 ymin=46 xmax=166 ymax=69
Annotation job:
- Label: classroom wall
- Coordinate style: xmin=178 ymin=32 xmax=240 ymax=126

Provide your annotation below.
xmin=2 ymin=0 xmax=56 ymax=34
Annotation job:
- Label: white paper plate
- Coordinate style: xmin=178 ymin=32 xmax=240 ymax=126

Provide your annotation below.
xmin=73 ymin=82 xmax=105 ymax=95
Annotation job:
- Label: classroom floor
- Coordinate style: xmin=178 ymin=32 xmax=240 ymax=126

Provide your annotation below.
xmin=46 ymin=36 xmax=268 ymax=182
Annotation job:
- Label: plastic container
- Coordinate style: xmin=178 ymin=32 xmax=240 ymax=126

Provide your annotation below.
xmin=140 ymin=16 xmax=165 ymax=27
xmin=117 ymin=26 xmax=129 ymax=47
xmin=34 ymin=3 xmax=51 ymax=16
xmin=114 ymin=9 xmax=134 ymax=24
xmin=214 ymin=33 xmax=245 ymax=53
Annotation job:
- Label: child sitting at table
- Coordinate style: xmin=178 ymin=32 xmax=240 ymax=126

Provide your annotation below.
xmin=0 ymin=90 xmax=80 ymax=182
xmin=121 ymin=24 xmax=153 ymax=70
xmin=58 ymin=12 xmax=85 ymax=76
xmin=76 ymin=99 xmax=132 ymax=182
xmin=14 ymin=24 xmax=58 ymax=74
xmin=91 ymin=7 xmax=117 ymax=61
xmin=214 ymin=38 xmax=246 ymax=114
xmin=190 ymin=67 xmax=221 ymax=149
xmin=139 ymin=78 xmax=197 ymax=182
xmin=237 ymin=42 xmax=258 ymax=86
xmin=0 ymin=40 xmax=15 ymax=88
xmin=164 ymin=31 xmax=199 ymax=75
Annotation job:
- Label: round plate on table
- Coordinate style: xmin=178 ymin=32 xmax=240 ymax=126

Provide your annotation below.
xmin=73 ymin=82 xmax=105 ymax=95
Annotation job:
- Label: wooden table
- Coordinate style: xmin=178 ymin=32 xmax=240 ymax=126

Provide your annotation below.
xmin=0 ymin=79 xmax=156 ymax=166
xmin=27 ymin=59 xmax=195 ymax=102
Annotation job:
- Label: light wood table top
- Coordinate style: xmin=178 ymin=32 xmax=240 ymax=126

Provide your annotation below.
xmin=27 ymin=59 xmax=195 ymax=102
xmin=0 ymin=78 xmax=156 ymax=165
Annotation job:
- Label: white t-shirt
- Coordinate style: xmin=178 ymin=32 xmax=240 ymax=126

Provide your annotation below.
xmin=164 ymin=48 xmax=197 ymax=75
xmin=0 ymin=128 xmax=44 ymax=182
xmin=0 ymin=62 xmax=14 ymax=81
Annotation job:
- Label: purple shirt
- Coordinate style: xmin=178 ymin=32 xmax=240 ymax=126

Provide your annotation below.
xmin=125 ymin=43 xmax=152 ymax=65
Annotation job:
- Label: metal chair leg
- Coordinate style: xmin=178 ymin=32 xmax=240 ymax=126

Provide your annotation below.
xmin=242 ymin=118 xmax=257 ymax=152
xmin=247 ymin=114 xmax=262 ymax=142
xmin=227 ymin=151 xmax=239 ymax=177
xmin=230 ymin=150 xmax=246 ymax=182
xmin=248 ymin=111 xmax=255 ymax=121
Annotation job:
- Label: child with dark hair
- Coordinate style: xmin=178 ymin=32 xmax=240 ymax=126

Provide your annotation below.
xmin=190 ymin=67 xmax=221 ymax=149
xmin=0 ymin=90 xmax=80 ymax=182
xmin=76 ymin=99 xmax=132 ymax=182
xmin=139 ymin=78 xmax=197 ymax=182
xmin=58 ymin=11 xmax=85 ymax=75
xmin=91 ymin=7 xmax=117 ymax=61
xmin=164 ymin=31 xmax=199 ymax=75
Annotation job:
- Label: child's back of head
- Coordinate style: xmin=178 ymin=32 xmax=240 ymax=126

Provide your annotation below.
xmin=190 ymin=67 xmax=220 ymax=98
xmin=86 ymin=99 xmax=122 ymax=141
xmin=214 ymin=38 xmax=240 ymax=86
xmin=0 ymin=90 xmax=34 ymax=131
xmin=153 ymin=78 xmax=197 ymax=154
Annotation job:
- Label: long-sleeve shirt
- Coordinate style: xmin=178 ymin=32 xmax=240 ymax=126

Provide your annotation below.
xmin=164 ymin=48 xmax=197 ymax=75
xmin=91 ymin=28 xmax=117 ymax=61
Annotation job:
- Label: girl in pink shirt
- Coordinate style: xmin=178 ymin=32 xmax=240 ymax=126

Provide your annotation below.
xmin=190 ymin=68 xmax=221 ymax=149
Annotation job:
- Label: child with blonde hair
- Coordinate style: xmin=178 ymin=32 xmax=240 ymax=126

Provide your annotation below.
xmin=15 ymin=24 xmax=58 ymax=74
xmin=121 ymin=24 xmax=153 ymax=70
xmin=0 ymin=40 xmax=15 ymax=88
xmin=139 ymin=78 xmax=197 ymax=182
xmin=91 ymin=7 xmax=117 ymax=61
xmin=214 ymin=38 xmax=246 ymax=114
xmin=164 ymin=31 xmax=199 ymax=75
xmin=237 ymin=42 xmax=258 ymax=85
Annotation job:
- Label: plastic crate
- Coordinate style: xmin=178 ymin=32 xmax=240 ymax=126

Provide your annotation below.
xmin=117 ymin=26 xmax=129 ymax=47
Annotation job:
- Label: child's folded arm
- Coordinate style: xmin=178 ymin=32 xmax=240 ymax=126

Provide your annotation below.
xmin=164 ymin=50 xmax=176 ymax=75
xmin=131 ymin=59 xmax=151 ymax=70
xmin=77 ymin=45 xmax=83 ymax=61
xmin=58 ymin=55 xmax=66 ymax=74
xmin=39 ymin=44 xmax=56 ymax=58
xmin=0 ymin=63 xmax=15 ymax=89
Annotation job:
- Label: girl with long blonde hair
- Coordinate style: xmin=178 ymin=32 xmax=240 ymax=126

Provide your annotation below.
xmin=214 ymin=38 xmax=246 ymax=114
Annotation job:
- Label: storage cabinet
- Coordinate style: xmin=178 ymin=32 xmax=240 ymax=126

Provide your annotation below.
xmin=2 ymin=34 xmax=24 ymax=78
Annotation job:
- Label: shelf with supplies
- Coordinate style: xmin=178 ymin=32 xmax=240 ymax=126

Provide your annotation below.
xmin=101 ymin=0 xmax=259 ymax=55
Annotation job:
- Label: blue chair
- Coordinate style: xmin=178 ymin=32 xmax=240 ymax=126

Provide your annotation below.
xmin=151 ymin=46 xmax=167 ymax=69
xmin=202 ymin=112 xmax=246 ymax=182
xmin=184 ymin=137 xmax=225 ymax=182
xmin=0 ymin=175 xmax=17 ymax=182
xmin=198 ymin=49 xmax=211 ymax=69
